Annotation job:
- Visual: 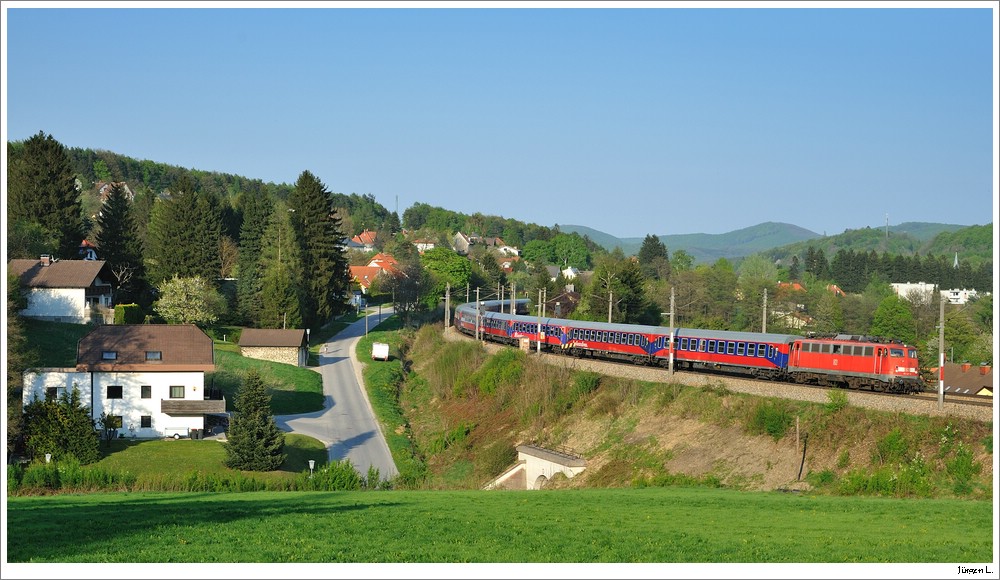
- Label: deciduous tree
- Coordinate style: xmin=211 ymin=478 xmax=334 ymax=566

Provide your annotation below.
xmin=153 ymin=275 xmax=226 ymax=326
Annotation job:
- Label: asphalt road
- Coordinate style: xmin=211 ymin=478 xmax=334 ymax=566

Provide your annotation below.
xmin=275 ymin=307 xmax=399 ymax=480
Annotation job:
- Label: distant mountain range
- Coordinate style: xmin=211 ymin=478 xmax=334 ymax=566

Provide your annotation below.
xmin=559 ymin=221 xmax=986 ymax=265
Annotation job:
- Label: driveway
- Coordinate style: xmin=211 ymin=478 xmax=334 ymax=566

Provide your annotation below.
xmin=275 ymin=307 xmax=399 ymax=480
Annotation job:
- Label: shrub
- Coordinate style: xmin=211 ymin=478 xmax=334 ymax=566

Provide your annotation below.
xmin=7 ymin=463 xmax=24 ymax=493
xmin=824 ymin=390 xmax=849 ymax=413
xmin=21 ymin=462 xmax=60 ymax=490
xmin=946 ymin=442 xmax=982 ymax=495
xmin=475 ymin=440 xmax=516 ymax=481
xmin=474 ymin=349 xmax=524 ymax=396
xmin=113 ymin=303 xmax=143 ymax=325
xmin=808 ymin=469 xmax=836 ymax=486
xmin=747 ymin=401 xmax=793 ymax=441
xmin=836 ymin=450 xmax=851 ymax=469
xmin=873 ymin=429 xmax=908 ymax=466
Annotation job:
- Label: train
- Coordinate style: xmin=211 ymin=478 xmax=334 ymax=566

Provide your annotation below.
xmin=453 ymin=299 xmax=925 ymax=394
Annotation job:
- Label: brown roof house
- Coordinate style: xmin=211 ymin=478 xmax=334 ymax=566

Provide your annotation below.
xmin=239 ymin=328 xmax=308 ymax=367
xmin=935 ymin=362 xmax=994 ymax=398
xmin=8 ymin=255 xmax=115 ymax=323
xmin=22 ymin=324 xmax=222 ymax=440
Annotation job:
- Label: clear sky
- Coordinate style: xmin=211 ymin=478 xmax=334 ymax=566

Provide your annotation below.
xmin=3 ymin=2 xmax=997 ymax=239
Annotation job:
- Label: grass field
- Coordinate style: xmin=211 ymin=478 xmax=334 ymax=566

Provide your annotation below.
xmin=6 ymin=486 xmax=992 ymax=564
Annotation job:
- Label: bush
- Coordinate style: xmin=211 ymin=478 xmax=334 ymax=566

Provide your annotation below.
xmin=473 ymin=349 xmax=524 ymax=396
xmin=824 ymin=390 xmax=849 ymax=413
xmin=113 ymin=303 xmax=143 ymax=324
xmin=747 ymin=401 xmax=793 ymax=441
xmin=873 ymin=429 xmax=908 ymax=466
xmin=21 ymin=462 xmax=60 ymax=490
xmin=946 ymin=442 xmax=982 ymax=495
xmin=475 ymin=440 xmax=516 ymax=481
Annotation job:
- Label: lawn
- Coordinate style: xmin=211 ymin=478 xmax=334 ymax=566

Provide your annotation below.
xmin=91 ymin=433 xmax=328 ymax=484
xmin=6 ymin=486 xmax=992 ymax=564
xmin=20 ymin=319 xmax=94 ymax=367
xmin=209 ymin=349 xmax=323 ymax=415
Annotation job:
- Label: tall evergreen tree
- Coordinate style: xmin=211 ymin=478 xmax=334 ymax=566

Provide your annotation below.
xmin=256 ymin=204 xmax=305 ymax=329
xmin=95 ymin=183 xmax=147 ymax=304
xmin=224 ymin=368 xmax=286 ymax=471
xmin=288 ymin=171 xmax=349 ymax=328
xmin=236 ymin=190 xmax=274 ymax=324
xmin=145 ymin=176 xmax=222 ymax=283
xmin=637 ymin=234 xmax=671 ymax=281
xmin=7 ymin=132 xmax=85 ymax=259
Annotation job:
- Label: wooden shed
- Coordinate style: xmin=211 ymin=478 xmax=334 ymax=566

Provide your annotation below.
xmin=238 ymin=328 xmax=308 ymax=367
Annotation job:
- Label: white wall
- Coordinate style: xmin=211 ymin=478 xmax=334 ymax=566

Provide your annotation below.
xmin=21 ymin=288 xmax=86 ymax=322
xmin=22 ymin=370 xmax=207 ymax=439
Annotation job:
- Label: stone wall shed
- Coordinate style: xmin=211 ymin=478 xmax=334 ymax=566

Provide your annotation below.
xmin=238 ymin=328 xmax=307 ymax=367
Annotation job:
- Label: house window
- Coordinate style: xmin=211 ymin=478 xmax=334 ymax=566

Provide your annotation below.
xmin=107 ymin=385 xmax=123 ymax=399
xmin=170 ymin=385 xmax=184 ymax=399
xmin=45 ymin=387 xmax=62 ymax=401
xmin=102 ymin=351 xmax=117 ymax=360
xmin=140 ymin=416 xmax=152 ymax=429
xmin=141 ymin=385 xmax=152 ymax=399
xmin=145 ymin=351 xmax=162 ymax=361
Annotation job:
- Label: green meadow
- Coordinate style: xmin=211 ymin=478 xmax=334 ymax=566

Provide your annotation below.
xmin=6 ymin=486 xmax=991 ymax=563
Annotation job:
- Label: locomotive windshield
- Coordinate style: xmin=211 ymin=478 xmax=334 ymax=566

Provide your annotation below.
xmin=908 ymin=349 xmax=917 ymax=359
xmin=890 ymin=348 xmax=904 ymax=357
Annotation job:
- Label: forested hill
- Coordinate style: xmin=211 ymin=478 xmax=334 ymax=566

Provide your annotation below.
xmin=766 ymin=223 xmax=992 ymax=269
xmin=44 ymin=145 xmax=995 ymax=271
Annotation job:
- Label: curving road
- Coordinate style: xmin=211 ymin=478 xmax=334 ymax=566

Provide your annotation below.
xmin=275 ymin=307 xmax=399 ymax=480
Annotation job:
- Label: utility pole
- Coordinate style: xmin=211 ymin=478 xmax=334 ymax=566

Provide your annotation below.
xmin=444 ymin=282 xmax=451 ymax=329
xmin=476 ymin=287 xmax=481 ymax=341
xmin=511 ymin=281 xmax=516 ymax=316
xmin=466 ymin=283 xmax=470 ymax=304
xmin=938 ymin=289 xmax=945 ymax=410
xmin=668 ymin=287 xmax=675 ymax=376
xmin=608 ymin=289 xmax=613 ymax=323
xmin=762 ymin=288 xmax=768 ymax=333
xmin=537 ymin=288 xmax=543 ymax=354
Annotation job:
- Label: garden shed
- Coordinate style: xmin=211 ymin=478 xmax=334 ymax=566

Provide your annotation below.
xmin=238 ymin=328 xmax=308 ymax=367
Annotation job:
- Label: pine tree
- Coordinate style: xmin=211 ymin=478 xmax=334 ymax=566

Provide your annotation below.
xmin=22 ymin=385 xmax=100 ymax=464
xmin=7 ymin=132 xmax=85 ymax=259
xmin=637 ymin=234 xmax=670 ymax=280
xmin=236 ymin=190 xmax=274 ymax=324
xmin=145 ymin=177 xmax=221 ymax=283
xmin=224 ymin=368 xmax=286 ymax=471
xmin=95 ymin=182 xmax=147 ymax=304
xmin=288 ymin=171 xmax=349 ymax=327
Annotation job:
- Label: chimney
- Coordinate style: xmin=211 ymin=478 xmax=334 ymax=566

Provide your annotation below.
xmin=40 ymin=255 xmax=51 ymax=266
xmin=980 ymin=364 xmax=991 ymax=376
xmin=961 ymin=363 xmax=971 ymax=373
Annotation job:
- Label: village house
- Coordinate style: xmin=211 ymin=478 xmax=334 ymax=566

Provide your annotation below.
xmin=349 ymin=253 xmax=402 ymax=294
xmin=8 ymin=255 xmax=114 ymax=324
xmin=22 ymin=324 xmax=222 ymax=440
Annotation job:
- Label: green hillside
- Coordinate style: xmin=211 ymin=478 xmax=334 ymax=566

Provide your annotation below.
xmin=562 ymin=222 xmax=822 ymax=262
xmin=768 ymin=223 xmax=993 ymax=268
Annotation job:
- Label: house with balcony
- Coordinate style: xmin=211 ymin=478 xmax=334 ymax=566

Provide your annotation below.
xmin=8 ymin=255 xmax=114 ymax=323
xmin=22 ymin=324 xmax=222 ymax=440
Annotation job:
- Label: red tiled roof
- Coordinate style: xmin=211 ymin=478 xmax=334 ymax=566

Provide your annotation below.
xmin=350 ymin=266 xmax=384 ymax=289
xmin=8 ymin=258 xmax=110 ymax=289
xmin=352 ymin=229 xmax=378 ymax=246
xmin=76 ymin=324 xmax=214 ymax=372
xmin=239 ymin=328 xmax=306 ymax=348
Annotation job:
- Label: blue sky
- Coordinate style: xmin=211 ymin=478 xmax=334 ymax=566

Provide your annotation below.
xmin=3 ymin=3 xmax=996 ymax=238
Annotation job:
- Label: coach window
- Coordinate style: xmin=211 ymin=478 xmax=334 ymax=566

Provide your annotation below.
xmin=737 ymin=343 xmax=745 ymax=356
xmin=726 ymin=342 xmax=735 ymax=355
xmin=680 ymin=338 xmax=687 ymax=350
xmin=708 ymin=340 xmax=715 ymax=353
xmin=746 ymin=344 xmax=755 ymax=357
xmin=699 ymin=339 xmax=707 ymax=352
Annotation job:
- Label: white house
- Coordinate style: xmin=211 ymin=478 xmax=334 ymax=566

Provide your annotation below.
xmin=8 ymin=256 xmax=114 ymax=323
xmin=22 ymin=324 xmax=221 ymax=440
